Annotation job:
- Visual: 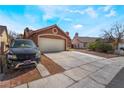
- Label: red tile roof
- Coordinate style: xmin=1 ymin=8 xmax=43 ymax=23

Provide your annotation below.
xmin=26 ymin=24 xmax=70 ymax=39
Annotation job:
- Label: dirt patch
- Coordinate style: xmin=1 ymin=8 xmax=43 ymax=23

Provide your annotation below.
xmin=75 ymin=49 xmax=118 ymax=58
xmin=41 ymin=55 xmax=65 ymax=75
xmin=0 ymin=54 xmax=65 ymax=88
xmin=0 ymin=67 xmax=41 ymax=88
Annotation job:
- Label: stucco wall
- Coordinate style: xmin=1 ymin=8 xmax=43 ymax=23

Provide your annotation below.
xmin=0 ymin=30 xmax=8 ymax=52
xmin=114 ymin=43 xmax=124 ymax=55
xmin=28 ymin=27 xmax=71 ymax=50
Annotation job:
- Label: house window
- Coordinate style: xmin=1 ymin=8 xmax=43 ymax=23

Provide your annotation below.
xmin=75 ymin=44 xmax=78 ymax=48
xmin=79 ymin=43 xmax=84 ymax=48
xmin=84 ymin=42 xmax=87 ymax=48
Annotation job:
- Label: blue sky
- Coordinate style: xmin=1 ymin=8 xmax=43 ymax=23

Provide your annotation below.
xmin=0 ymin=5 xmax=124 ymax=38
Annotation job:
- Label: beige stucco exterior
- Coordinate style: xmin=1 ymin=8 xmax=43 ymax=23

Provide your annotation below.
xmin=0 ymin=30 xmax=8 ymax=52
xmin=24 ymin=25 xmax=71 ymax=52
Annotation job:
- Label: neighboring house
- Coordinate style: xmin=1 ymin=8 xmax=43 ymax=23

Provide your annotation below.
xmin=115 ymin=39 xmax=124 ymax=55
xmin=0 ymin=25 xmax=9 ymax=53
xmin=24 ymin=24 xmax=71 ymax=53
xmin=72 ymin=33 xmax=98 ymax=49
xmin=16 ymin=34 xmax=24 ymax=39
xmin=103 ymin=38 xmax=124 ymax=55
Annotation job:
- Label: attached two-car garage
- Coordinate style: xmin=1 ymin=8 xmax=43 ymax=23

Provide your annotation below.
xmin=24 ymin=25 xmax=71 ymax=53
xmin=38 ymin=38 xmax=65 ymax=52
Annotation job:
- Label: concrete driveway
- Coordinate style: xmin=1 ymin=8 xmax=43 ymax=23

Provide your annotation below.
xmin=15 ymin=51 xmax=124 ymax=88
xmin=45 ymin=51 xmax=107 ymax=70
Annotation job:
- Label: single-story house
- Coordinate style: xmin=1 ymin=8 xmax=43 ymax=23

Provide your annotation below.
xmin=103 ymin=38 xmax=124 ymax=55
xmin=72 ymin=33 xmax=98 ymax=49
xmin=0 ymin=25 xmax=9 ymax=53
xmin=23 ymin=24 xmax=71 ymax=53
xmin=16 ymin=34 xmax=24 ymax=39
xmin=115 ymin=39 xmax=124 ymax=55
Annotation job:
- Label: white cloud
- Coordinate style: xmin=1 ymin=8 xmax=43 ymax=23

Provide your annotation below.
xmin=39 ymin=6 xmax=98 ymax=20
xmin=103 ymin=5 xmax=112 ymax=12
xmin=98 ymin=6 xmax=116 ymax=18
xmin=39 ymin=6 xmax=67 ymax=20
xmin=66 ymin=9 xmax=84 ymax=14
xmin=39 ymin=6 xmax=57 ymax=20
xmin=73 ymin=24 xmax=83 ymax=29
xmin=85 ymin=7 xmax=98 ymax=18
xmin=66 ymin=6 xmax=115 ymax=19
xmin=67 ymin=7 xmax=98 ymax=18
xmin=105 ymin=9 xmax=116 ymax=17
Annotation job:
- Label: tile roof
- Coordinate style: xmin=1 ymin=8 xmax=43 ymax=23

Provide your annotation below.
xmin=28 ymin=24 xmax=57 ymax=35
xmin=25 ymin=24 xmax=70 ymax=39
xmin=78 ymin=37 xmax=99 ymax=43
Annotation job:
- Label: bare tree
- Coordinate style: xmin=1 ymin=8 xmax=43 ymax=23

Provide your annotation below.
xmin=8 ymin=30 xmax=18 ymax=43
xmin=102 ymin=29 xmax=114 ymax=42
xmin=102 ymin=22 xmax=124 ymax=49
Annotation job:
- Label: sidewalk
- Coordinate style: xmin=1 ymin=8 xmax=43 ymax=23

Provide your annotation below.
xmin=15 ymin=57 xmax=124 ymax=88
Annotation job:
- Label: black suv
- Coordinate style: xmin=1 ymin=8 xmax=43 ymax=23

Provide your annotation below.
xmin=6 ymin=39 xmax=41 ymax=69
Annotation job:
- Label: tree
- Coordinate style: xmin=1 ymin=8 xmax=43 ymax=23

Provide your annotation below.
xmin=88 ymin=39 xmax=113 ymax=53
xmin=102 ymin=23 xmax=124 ymax=49
xmin=8 ymin=30 xmax=18 ymax=43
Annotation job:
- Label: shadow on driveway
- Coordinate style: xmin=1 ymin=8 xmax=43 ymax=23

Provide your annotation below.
xmin=1 ymin=67 xmax=36 ymax=81
xmin=106 ymin=67 xmax=124 ymax=88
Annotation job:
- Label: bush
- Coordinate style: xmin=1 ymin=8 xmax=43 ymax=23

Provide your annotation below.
xmin=88 ymin=41 xmax=113 ymax=53
xmin=88 ymin=42 xmax=96 ymax=51
xmin=100 ymin=43 xmax=113 ymax=53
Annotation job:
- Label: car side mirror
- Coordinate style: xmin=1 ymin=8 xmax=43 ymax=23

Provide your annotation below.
xmin=6 ymin=44 xmax=9 ymax=48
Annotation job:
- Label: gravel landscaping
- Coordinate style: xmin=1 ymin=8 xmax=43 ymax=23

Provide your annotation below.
xmin=75 ymin=49 xmax=119 ymax=58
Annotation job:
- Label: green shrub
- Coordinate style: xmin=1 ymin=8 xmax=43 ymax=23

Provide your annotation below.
xmin=100 ymin=43 xmax=113 ymax=53
xmin=88 ymin=42 xmax=96 ymax=51
xmin=88 ymin=41 xmax=113 ymax=53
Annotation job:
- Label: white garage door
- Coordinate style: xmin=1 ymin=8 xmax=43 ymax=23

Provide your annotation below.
xmin=38 ymin=37 xmax=65 ymax=52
